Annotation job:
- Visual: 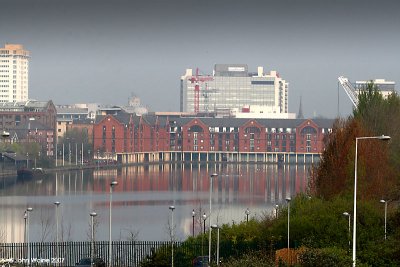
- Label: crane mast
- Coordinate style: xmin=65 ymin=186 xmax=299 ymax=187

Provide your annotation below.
xmin=338 ymin=76 xmax=358 ymax=107
xmin=189 ymin=68 xmax=214 ymax=113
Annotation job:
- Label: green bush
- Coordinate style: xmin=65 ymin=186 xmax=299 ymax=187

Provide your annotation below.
xmin=298 ymin=247 xmax=352 ymax=267
xmin=220 ymin=251 xmax=274 ymax=267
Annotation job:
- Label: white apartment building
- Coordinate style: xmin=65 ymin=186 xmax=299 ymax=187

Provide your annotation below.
xmin=355 ymin=79 xmax=395 ymax=99
xmin=0 ymin=44 xmax=30 ymax=103
xmin=180 ymin=64 xmax=289 ymax=118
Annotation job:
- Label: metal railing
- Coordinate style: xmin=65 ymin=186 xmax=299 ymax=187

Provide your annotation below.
xmin=0 ymin=241 xmax=206 ymax=267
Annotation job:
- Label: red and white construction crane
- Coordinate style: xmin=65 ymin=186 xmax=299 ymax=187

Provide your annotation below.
xmin=338 ymin=76 xmax=358 ymax=107
xmin=188 ymin=68 xmax=214 ymax=113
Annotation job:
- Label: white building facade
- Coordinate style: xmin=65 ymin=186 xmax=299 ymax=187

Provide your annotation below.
xmin=180 ymin=64 xmax=289 ymax=117
xmin=0 ymin=44 xmax=30 ymax=103
xmin=355 ymin=79 xmax=395 ymax=99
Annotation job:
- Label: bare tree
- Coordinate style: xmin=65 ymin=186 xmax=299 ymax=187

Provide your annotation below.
xmin=86 ymin=215 xmax=100 ymax=241
xmin=165 ymin=215 xmax=176 ymax=242
xmin=0 ymin=228 xmax=6 ymax=243
xmin=0 ymin=228 xmax=6 ymax=255
xmin=118 ymin=227 xmax=139 ymax=242
xmin=60 ymin=215 xmax=73 ymax=242
xmin=39 ymin=208 xmax=53 ymax=242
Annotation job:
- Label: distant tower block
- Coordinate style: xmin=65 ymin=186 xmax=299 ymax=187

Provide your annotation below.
xmin=0 ymin=44 xmax=30 ymax=103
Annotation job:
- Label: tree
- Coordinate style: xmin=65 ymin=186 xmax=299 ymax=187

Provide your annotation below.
xmin=310 ymin=82 xmax=398 ymax=200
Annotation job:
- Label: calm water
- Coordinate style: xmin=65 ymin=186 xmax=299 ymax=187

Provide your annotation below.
xmin=0 ymin=163 xmax=311 ymax=243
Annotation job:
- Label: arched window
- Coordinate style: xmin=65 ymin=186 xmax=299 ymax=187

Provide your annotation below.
xmin=188 ymin=125 xmax=204 ymax=133
xmin=300 ymin=126 xmax=317 ymax=135
xmin=245 ymin=127 xmax=261 ymax=134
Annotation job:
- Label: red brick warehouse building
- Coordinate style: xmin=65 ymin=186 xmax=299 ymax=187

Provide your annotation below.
xmin=93 ymin=112 xmax=333 ymax=164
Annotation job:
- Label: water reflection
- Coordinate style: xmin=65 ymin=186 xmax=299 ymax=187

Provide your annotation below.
xmin=0 ymin=163 xmax=312 ymax=243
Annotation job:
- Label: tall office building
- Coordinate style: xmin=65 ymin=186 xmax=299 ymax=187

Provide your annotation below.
xmin=180 ymin=64 xmax=289 ymax=117
xmin=355 ymin=79 xmax=395 ymax=99
xmin=0 ymin=44 xmax=30 ymax=103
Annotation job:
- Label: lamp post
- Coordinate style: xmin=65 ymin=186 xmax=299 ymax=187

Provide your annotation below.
xmin=54 ymin=201 xmax=60 ymax=265
xmin=202 ymin=212 xmax=207 ymax=255
xmin=62 ymin=143 xmax=65 ymax=166
xmin=211 ymin=224 xmax=220 ymax=265
xmin=75 ymin=143 xmax=78 ymax=166
xmin=353 ymin=135 xmax=390 ymax=266
xmin=23 ymin=211 xmax=27 ymax=243
xmin=81 ymin=143 xmax=84 ymax=165
xmin=202 ymin=213 xmax=207 ymax=235
xmin=245 ymin=208 xmax=250 ymax=223
xmin=26 ymin=207 xmax=33 ymax=267
xmin=169 ymin=206 xmax=175 ymax=267
xmin=192 ymin=209 xmax=196 ymax=237
xmin=343 ymin=212 xmax=351 ymax=251
xmin=23 ymin=210 xmax=27 ymax=262
xmin=1 ymin=130 xmax=9 ymax=173
xmin=55 ymin=140 xmax=58 ymax=167
xmin=380 ymin=199 xmax=388 ymax=240
xmin=68 ymin=142 xmax=71 ymax=165
xmin=97 ymin=150 xmax=100 ymax=169
xmin=90 ymin=212 xmax=97 ymax=267
xmin=109 ymin=181 xmax=118 ymax=267
xmin=208 ymin=173 xmax=218 ymax=265
xmin=285 ymin=197 xmax=291 ymax=264
xmin=275 ymin=204 xmax=279 ymax=219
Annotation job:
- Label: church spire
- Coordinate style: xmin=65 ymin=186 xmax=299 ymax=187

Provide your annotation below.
xmin=297 ymin=96 xmax=304 ymax=119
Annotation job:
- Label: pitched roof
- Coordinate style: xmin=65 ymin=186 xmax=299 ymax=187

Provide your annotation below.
xmin=95 ymin=113 xmax=335 ymax=130
xmin=0 ymin=100 xmax=53 ymax=112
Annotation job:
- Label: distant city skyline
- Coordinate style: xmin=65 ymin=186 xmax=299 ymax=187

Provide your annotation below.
xmin=1 ymin=0 xmax=399 ymax=118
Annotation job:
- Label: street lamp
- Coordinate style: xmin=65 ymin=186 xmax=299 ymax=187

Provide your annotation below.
xmin=26 ymin=207 xmax=33 ymax=267
xmin=192 ymin=209 xmax=196 ymax=237
xmin=353 ymin=135 xmax=390 ymax=266
xmin=202 ymin=213 xmax=207 ymax=235
xmin=109 ymin=181 xmax=118 ymax=267
xmin=245 ymin=208 xmax=250 ymax=223
xmin=54 ymin=201 xmax=60 ymax=265
xmin=90 ymin=212 xmax=97 ymax=267
xmin=62 ymin=143 xmax=65 ymax=166
xmin=97 ymin=150 xmax=100 ymax=169
xmin=1 ymin=130 xmax=9 ymax=139
xmin=1 ymin=130 xmax=9 ymax=173
xmin=343 ymin=212 xmax=351 ymax=251
xmin=285 ymin=197 xmax=291 ymax=264
xmin=202 ymin=212 xmax=207 ymax=256
xmin=68 ymin=142 xmax=71 ymax=165
xmin=169 ymin=206 xmax=175 ymax=267
xmin=75 ymin=143 xmax=78 ymax=166
xmin=211 ymin=224 xmax=220 ymax=265
xmin=208 ymin=173 xmax=218 ymax=265
xmin=23 ymin=211 xmax=27 ymax=243
xmin=380 ymin=199 xmax=388 ymax=240
xmin=275 ymin=204 xmax=279 ymax=219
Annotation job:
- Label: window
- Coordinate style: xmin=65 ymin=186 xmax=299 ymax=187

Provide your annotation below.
xmin=251 ymin=80 xmax=274 ymax=85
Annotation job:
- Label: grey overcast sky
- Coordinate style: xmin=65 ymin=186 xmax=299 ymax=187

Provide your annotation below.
xmin=1 ymin=0 xmax=399 ymax=118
